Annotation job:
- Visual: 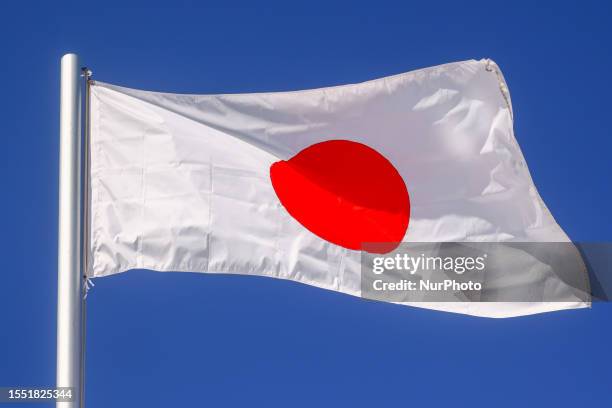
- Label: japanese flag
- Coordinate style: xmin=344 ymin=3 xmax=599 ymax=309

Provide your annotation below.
xmin=87 ymin=59 xmax=588 ymax=317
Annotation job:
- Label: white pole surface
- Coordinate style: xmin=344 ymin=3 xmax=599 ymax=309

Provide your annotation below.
xmin=57 ymin=53 xmax=83 ymax=408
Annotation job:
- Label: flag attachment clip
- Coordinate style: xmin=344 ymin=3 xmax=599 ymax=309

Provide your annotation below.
xmin=83 ymin=276 xmax=95 ymax=300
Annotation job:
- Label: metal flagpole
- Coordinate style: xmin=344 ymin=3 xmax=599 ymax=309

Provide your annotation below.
xmin=57 ymin=53 xmax=84 ymax=408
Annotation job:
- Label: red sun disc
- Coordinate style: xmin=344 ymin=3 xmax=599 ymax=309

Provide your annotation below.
xmin=270 ymin=140 xmax=410 ymax=253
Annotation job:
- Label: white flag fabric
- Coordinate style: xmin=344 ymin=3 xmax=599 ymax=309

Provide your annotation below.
xmin=87 ymin=59 xmax=589 ymax=317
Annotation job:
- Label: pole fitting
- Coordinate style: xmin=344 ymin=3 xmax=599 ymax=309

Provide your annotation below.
xmin=81 ymin=67 xmax=93 ymax=80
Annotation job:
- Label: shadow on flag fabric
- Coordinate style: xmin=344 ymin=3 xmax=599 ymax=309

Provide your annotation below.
xmin=86 ymin=59 xmax=589 ymax=318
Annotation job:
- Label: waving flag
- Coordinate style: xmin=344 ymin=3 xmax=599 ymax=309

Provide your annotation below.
xmin=87 ymin=59 xmax=589 ymax=317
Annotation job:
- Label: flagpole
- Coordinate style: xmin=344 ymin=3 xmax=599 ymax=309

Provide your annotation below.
xmin=57 ymin=53 xmax=84 ymax=408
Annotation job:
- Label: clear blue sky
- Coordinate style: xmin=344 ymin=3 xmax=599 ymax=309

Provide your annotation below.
xmin=1 ymin=1 xmax=611 ymax=406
